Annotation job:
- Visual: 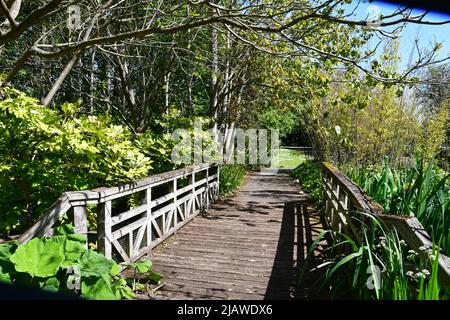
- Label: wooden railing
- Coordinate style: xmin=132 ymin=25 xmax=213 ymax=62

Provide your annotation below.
xmin=321 ymin=162 xmax=450 ymax=287
xmin=18 ymin=163 xmax=220 ymax=263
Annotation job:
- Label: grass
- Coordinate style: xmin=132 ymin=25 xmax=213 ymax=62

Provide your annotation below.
xmin=346 ymin=158 xmax=450 ymax=256
xmin=293 ymin=158 xmax=450 ymax=300
xmin=304 ymin=212 xmax=449 ymax=300
xmin=276 ymin=148 xmax=307 ymax=168
xmin=219 ymin=164 xmax=247 ymax=197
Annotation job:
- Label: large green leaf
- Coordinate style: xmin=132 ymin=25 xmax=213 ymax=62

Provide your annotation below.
xmin=76 ymin=250 xmax=116 ymax=278
xmin=60 ymin=239 xmax=87 ymax=268
xmin=81 ymin=277 xmax=119 ymax=300
xmin=10 ymin=237 xmax=65 ymax=278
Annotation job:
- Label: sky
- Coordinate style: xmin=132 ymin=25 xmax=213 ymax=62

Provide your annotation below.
xmin=345 ymin=0 xmax=450 ymax=71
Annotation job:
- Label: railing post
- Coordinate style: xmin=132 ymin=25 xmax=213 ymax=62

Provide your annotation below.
xmin=216 ymin=164 xmax=220 ymax=201
xmin=191 ymin=170 xmax=196 ymax=216
xmin=145 ymin=188 xmax=152 ymax=246
xmin=73 ymin=205 xmax=88 ymax=248
xmin=205 ymin=167 xmax=210 ymax=210
xmin=98 ymin=200 xmax=112 ymax=259
xmin=172 ymin=178 xmax=178 ymax=227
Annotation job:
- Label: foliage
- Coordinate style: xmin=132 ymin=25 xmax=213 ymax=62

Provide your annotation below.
xmin=347 ymin=158 xmax=450 ymax=256
xmin=305 ymin=213 xmax=449 ymax=300
xmin=219 ymin=165 xmax=247 ymax=197
xmin=277 ymin=148 xmax=306 ymax=169
xmin=0 ymin=224 xmax=161 ymax=300
xmin=0 ymin=86 xmax=152 ymax=235
xmin=123 ymin=260 xmax=163 ymax=293
xmin=292 ymin=161 xmax=322 ymax=206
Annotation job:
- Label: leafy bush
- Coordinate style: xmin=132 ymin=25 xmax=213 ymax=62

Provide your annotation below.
xmin=219 ymin=165 xmax=247 ymax=196
xmin=0 ymin=224 xmax=161 ymax=300
xmin=0 ymin=86 xmax=152 ymax=235
xmin=292 ymin=161 xmax=322 ymax=205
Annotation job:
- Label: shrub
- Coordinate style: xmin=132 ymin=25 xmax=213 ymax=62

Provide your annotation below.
xmin=292 ymin=161 xmax=322 ymax=206
xmin=219 ymin=165 xmax=247 ymax=197
xmin=0 ymin=86 xmax=152 ymax=235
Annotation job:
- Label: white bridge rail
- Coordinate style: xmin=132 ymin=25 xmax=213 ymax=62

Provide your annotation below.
xmin=18 ymin=163 xmax=220 ymax=263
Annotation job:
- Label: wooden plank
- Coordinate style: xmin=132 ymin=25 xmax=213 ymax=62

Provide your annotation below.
xmin=18 ymin=195 xmax=72 ymax=244
xmin=73 ymin=206 xmax=88 ymax=248
xmin=98 ymin=201 xmax=113 ymax=259
xmin=112 ymin=216 xmax=147 ymax=240
xmin=17 ymin=163 xmax=220 ymax=254
xmin=145 ymin=188 xmax=152 ymax=246
xmin=110 ymin=204 xmax=147 ymax=226
xmin=94 ymin=164 xmax=215 ymax=202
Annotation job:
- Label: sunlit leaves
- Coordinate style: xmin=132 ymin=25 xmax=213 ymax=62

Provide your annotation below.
xmin=0 ymin=86 xmax=152 ymax=233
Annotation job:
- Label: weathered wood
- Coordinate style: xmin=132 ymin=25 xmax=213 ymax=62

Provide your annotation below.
xmin=18 ymin=195 xmax=72 ymax=244
xmin=73 ymin=206 xmax=88 ymax=248
xmin=97 ymin=201 xmax=113 ymax=259
xmin=18 ymin=163 xmax=220 ymax=264
xmin=144 ymin=171 xmax=315 ymax=300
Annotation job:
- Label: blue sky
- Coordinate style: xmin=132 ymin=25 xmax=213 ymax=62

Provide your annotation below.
xmin=345 ymin=0 xmax=450 ymax=71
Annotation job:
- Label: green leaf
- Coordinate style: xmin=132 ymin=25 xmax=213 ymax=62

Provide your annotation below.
xmin=66 ymin=234 xmax=87 ymax=244
xmin=76 ymin=250 xmax=116 ymax=278
xmin=56 ymin=223 xmax=75 ymax=235
xmin=0 ymin=264 xmax=11 ymax=283
xmin=41 ymin=277 xmax=60 ymax=293
xmin=61 ymin=239 xmax=87 ymax=268
xmin=147 ymin=271 xmax=163 ymax=284
xmin=133 ymin=260 xmax=152 ymax=273
xmin=10 ymin=238 xmax=65 ymax=278
xmin=0 ymin=242 xmax=17 ymax=261
xmin=81 ymin=277 xmax=118 ymax=300
xmin=110 ymin=263 xmax=121 ymax=277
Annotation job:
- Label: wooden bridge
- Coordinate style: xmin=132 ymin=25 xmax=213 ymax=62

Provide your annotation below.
xmin=18 ymin=162 xmax=450 ymax=299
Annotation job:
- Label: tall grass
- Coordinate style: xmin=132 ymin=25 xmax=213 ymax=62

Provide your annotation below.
xmin=347 ymin=158 xmax=450 ymax=256
xmin=219 ymin=164 xmax=247 ymax=197
xmin=304 ymin=212 xmax=448 ymax=300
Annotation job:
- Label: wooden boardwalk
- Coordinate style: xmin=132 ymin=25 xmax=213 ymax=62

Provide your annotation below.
xmin=144 ymin=170 xmax=324 ymax=300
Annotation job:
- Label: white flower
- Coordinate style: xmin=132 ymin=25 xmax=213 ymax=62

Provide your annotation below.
xmin=399 ymin=240 xmax=407 ymax=247
xmin=422 ymin=269 xmax=430 ymax=277
xmin=429 ymin=254 xmax=436 ymax=261
xmin=406 ymin=271 xmax=414 ymax=278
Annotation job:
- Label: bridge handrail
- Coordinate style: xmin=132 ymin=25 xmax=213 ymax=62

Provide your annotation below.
xmin=18 ymin=163 xmax=220 ymax=263
xmin=321 ymin=162 xmax=450 ymax=287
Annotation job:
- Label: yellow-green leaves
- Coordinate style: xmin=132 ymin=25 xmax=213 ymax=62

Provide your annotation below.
xmin=0 ymin=86 xmax=152 ymax=233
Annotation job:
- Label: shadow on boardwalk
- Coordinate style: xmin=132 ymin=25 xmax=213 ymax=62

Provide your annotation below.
xmin=139 ymin=170 xmax=327 ymax=300
xmin=265 ymin=201 xmax=328 ymax=299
